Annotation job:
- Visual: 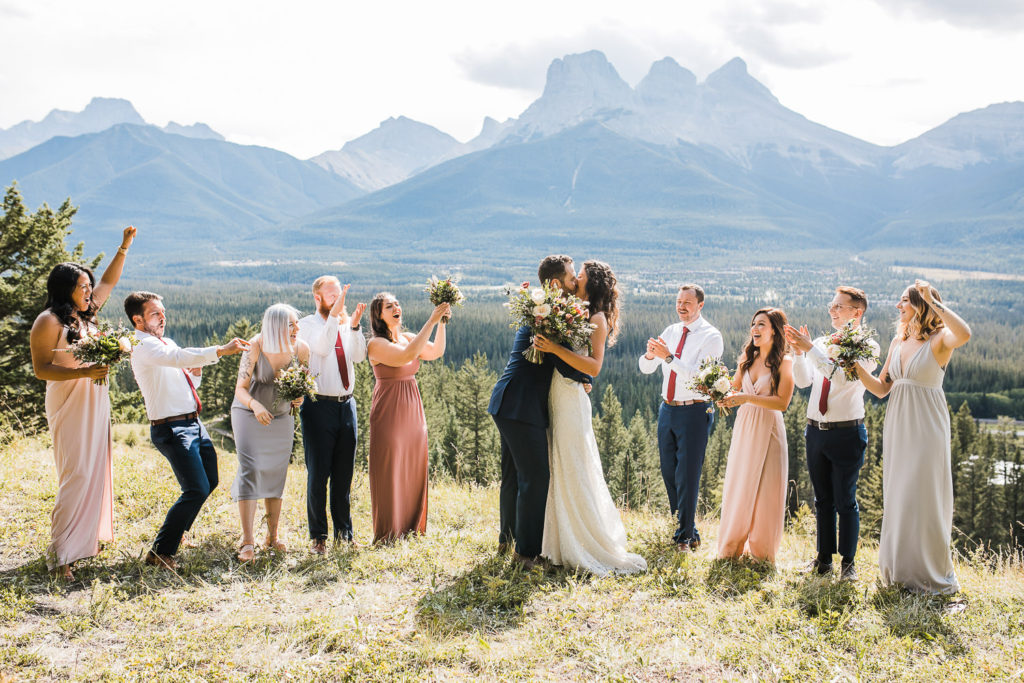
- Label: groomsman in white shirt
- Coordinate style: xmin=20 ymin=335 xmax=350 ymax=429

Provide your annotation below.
xmin=639 ymin=284 xmax=724 ymax=551
xmin=785 ymin=286 xmax=878 ymax=582
xmin=296 ymin=276 xmax=366 ymax=553
xmin=125 ymin=291 xmax=249 ymax=570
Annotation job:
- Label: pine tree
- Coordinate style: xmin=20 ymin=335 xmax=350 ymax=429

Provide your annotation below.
xmin=0 ymin=183 xmax=97 ymax=435
xmin=452 ymin=353 xmax=500 ymax=485
xmin=594 ymin=384 xmax=628 ymax=478
xmin=610 ymin=411 xmax=654 ymax=509
xmin=972 ymin=431 xmax=1003 ymax=547
xmin=784 ymin=393 xmax=810 ymax=517
xmin=950 ymin=401 xmax=977 ymax=499
xmin=198 ymin=318 xmax=257 ymax=420
xmin=699 ymin=415 xmax=732 ymax=516
xmin=857 ymin=401 xmax=886 ymax=539
xmin=353 ymin=360 xmax=374 ymax=470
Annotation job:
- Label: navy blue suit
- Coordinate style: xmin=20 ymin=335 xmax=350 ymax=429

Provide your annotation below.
xmin=489 ymin=326 xmax=590 ymax=557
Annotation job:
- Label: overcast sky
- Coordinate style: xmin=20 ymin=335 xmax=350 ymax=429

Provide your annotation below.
xmin=2 ymin=0 xmax=1023 ymax=159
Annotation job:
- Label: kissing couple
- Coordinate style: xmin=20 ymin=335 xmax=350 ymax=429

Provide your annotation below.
xmin=488 ymin=255 xmax=647 ymax=575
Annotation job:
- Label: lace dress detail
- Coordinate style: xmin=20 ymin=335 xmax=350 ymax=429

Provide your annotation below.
xmin=542 ymin=369 xmax=647 ymax=575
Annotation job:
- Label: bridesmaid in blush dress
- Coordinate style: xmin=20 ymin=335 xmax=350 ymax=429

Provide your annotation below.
xmin=717 ymin=307 xmax=794 ymax=564
xmin=856 ymin=280 xmax=971 ymax=594
xmin=366 ymin=294 xmax=450 ymax=544
xmin=29 ymin=226 xmax=136 ymax=580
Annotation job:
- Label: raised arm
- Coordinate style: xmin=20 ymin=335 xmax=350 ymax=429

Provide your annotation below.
xmin=30 ymin=312 xmax=109 ymax=382
xmin=639 ymin=325 xmax=673 ymax=374
xmin=91 ymin=226 xmax=136 ymax=310
xmin=915 ymin=279 xmax=971 ymax=366
xmin=534 ymin=313 xmax=609 ymax=377
xmin=419 ymin=316 xmax=447 ymax=361
xmin=367 ymin=304 xmax=449 ymax=367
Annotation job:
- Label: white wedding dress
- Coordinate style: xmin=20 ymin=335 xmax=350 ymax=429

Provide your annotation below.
xmin=542 ymin=369 xmax=647 ymax=576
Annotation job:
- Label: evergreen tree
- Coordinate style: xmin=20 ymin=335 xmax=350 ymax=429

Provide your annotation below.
xmin=699 ymin=416 xmax=732 ymax=516
xmin=610 ymin=411 xmax=653 ymax=509
xmin=857 ymin=402 xmax=886 ymax=539
xmin=594 ymin=385 xmax=628 ymax=477
xmin=353 ymin=359 xmax=374 ymax=470
xmin=950 ymin=401 xmax=977 ymax=499
xmin=972 ymin=431 xmax=1003 ymax=547
xmin=198 ymin=318 xmax=257 ymax=420
xmin=784 ymin=394 xmax=810 ymax=517
xmin=452 ymin=353 xmax=499 ymax=485
xmin=0 ymin=184 xmax=97 ymax=435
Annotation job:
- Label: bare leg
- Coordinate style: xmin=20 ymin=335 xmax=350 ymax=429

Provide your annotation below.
xmin=264 ymin=498 xmax=286 ymax=551
xmin=238 ymin=500 xmax=258 ymax=561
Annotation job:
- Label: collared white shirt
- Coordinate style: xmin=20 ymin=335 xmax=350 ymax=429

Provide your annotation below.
xmin=296 ymin=313 xmax=367 ymax=398
xmin=638 ymin=316 xmax=724 ymax=402
xmin=130 ymin=331 xmax=220 ymax=421
xmin=792 ymin=335 xmax=880 ymax=422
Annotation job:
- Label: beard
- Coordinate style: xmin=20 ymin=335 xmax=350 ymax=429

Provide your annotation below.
xmin=317 ymin=301 xmax=332 ymax=317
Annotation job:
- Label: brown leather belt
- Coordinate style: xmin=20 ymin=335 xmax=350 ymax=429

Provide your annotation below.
xmin=664 ymin=399 xmax=709 ymax=407
xmin=151 ymin=411 xmax=198 ymax=426
xmin=807 ymin=418 xmax=863 ymax=431
xmin=314 ymin=393 xmax=351 ymax=403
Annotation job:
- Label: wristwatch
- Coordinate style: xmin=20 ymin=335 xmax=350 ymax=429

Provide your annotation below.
xmin=663 ymin=354 xmax=674 ymax=364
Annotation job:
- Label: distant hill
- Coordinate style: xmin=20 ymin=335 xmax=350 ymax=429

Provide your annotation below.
xmin=0 ymin=124 xmax=363 ymax=254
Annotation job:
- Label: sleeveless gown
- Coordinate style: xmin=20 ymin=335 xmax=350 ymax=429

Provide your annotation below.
xmin=369 ymin=358 xmax=428 ymax=543
xmin=45 ymin=325 xmax=114 ymax=569
xmin=878 ymin=340 xmax=958 ymax=594
xmin=542 ymin=368 xmax=647 ymax=576
xmin=717 ymin=370 xmax=788 ymax=563
xmin=230 ymin=353 xmax=295 ymax=500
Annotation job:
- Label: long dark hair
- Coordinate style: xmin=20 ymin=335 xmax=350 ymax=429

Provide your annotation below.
xmin=582 ymin=260 xmax=621 ymax=347
xmin=44 ymin=262 xmax=96 ymax=344
xmin=737 ymin=307 xmax=788 ymax=395
xmin=369 ymin=292 xmax=400 ymax=342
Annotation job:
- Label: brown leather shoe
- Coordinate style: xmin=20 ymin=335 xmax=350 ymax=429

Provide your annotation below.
xmin=688 ymin=538 xmax=702 ymax=552
xmin=310 ymin=539 xmax=327 ymax=555
xmin=144 ymin=550 xmax=177 ymax=570
xmin=512 ymin=552 xmax=540 ymax=570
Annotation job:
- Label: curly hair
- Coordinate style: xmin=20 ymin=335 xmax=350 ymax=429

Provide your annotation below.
xmin=899 ymin=284 xmax=944 ymax=342
xmin=369 ymin=292 xmax=401 ymax=343
xmin=737 ymin=307 xmax=788 ymax=396
xmin=44 ymin=262 xmax=97 ymax=344
xmin=582 ymin=260 xmax=621 ymax=347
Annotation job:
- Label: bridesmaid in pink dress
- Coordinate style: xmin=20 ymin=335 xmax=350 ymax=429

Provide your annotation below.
xmin=29 ymin=226 xmax=136 ymax=579
xmin=366 ymin=294 xmax=450 ymax=544
xmin=717 ymin=307 xmax=794 ymax=564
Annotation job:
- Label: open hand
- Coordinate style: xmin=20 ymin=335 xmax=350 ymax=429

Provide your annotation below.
xmin=350 ymin=302 xmax=367 ymax=328
xmin=330 ymin=284 xmax=351 ymax=321
xmin=647 ymin=337 xmax=670 ymax=360
xmin=219 ymin=337 xmax=250 ymax=356
xmin=784 ymin=324 xmax=812 ymax=353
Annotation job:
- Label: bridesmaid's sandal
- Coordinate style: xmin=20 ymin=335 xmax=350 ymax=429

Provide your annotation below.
xmin=237 ymin=543 xmax=256 ymax=563
xmin=51 ymin=565 xmax=74 ymax=581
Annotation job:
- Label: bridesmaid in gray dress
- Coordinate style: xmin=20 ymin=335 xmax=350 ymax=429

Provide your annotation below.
xmin=232 ymin=304 xmax=311 ymax=562
xmin=857 ymin=280 xmax=971 ymax=594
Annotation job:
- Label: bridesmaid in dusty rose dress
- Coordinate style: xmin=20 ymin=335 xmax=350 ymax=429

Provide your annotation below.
xmin=366 ymin=294 xmax=450 ymax=544
xmin=717 ymin=307 xmax=794 ymax=564
xmin=29 ymin=226 xmax=136 ymax=579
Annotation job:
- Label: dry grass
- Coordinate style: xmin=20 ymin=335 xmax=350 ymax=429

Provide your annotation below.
xmin=2 ymin=425 xmax=1024 ymax=681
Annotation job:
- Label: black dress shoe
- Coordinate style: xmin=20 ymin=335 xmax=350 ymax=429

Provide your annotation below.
xmin=839 ymin=561 xmax=857 ymax=582
xmin=800 ymin=558 xmax=833 ymax=575
xmin=512 ymin=553 xmax=540 ymax=570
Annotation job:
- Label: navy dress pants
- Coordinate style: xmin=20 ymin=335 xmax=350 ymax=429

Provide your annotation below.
xmin=657 ymin=402 xmax=714 ymax=544
xmin=301 ymin=398 xmax=358 ymax=541
xmin=150 ymin=418 xmax=218 ymax=556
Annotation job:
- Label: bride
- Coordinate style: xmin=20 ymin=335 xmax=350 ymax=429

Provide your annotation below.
xmin=534 ymin=260 xmax=647 ymax=576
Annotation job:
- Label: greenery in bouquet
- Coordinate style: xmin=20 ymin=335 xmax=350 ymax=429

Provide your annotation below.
xmin=689 ymin=356 xmax=736 ymax=416
xmin=504 ymin=281 xmax=596 ymax=364
xmin=274 ymin=362 xmax=319 ymax=416
xmin=825 ymin=320 xmax=880 ymax=381
xmin=425 ymin=275 xmax=466 ymax=323
xmin=66 ymin=321 xmax=139 ymax=385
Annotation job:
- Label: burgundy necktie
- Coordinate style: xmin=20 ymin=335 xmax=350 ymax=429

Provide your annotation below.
xmin=819 ymin=376 xmax=831 ymax=416
xmin=666 ymin=326 xmax=690 ymax=402
xmin=158 ymin=336 xmax=202 ymax=413
xmin=335 ymin=331 xmax=350 ymax=391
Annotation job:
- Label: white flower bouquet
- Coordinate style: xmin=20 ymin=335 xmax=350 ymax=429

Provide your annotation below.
xmin=425 ymin=275 xmax=466 ymax=324
xmin=64 ymin=321 xmax=138 ymax=385
xmin=825 ymin=321 xmax=880 ymax=381
xmin=504 ymin=281 xmax=595 ymax=364
xmin=689 ymin=356 xmax=735 ymax=416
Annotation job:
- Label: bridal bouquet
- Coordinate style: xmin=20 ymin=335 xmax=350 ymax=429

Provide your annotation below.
xmin=689 ymin=357 xmax=735 ymax=416
xmin=825 ymin=321 xmax=880 ymax=382
xmin=504 ymin=282 xmax=595 ymax=364
xmin=425 ymin=275 xmax=465 ymax=324
xmin=65 ymin=321 xmax=138 ymax=385
xmin=274 ymin=362 xmax=318 ymax=416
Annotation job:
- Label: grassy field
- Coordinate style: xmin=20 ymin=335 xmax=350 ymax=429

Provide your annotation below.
xmin=2 ymin=426 xmax=1023 ymax=681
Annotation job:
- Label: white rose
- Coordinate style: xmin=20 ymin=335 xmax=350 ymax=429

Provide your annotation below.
xmin=827 ymin=344 xmax=842 ymax=360
xmin=533 ymin=303 xmax=552 ymax=317
xmin=714 ymin=377 xmax=732 ymax=394
xmin=118 ymin=337 xmax=133 ymax=354
xmin=531 ymin=288 xmax=546 ymax=305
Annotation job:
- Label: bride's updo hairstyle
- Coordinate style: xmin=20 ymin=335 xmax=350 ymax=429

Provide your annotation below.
xmin=582 ymin=260 xmax=621 ymax=347
xmin=738 ymin=307 xmax=788 ymax=396
xmin=369 ymin=292 xmax=401 ymax=343
xmin=900 ymin=284 xmax=944 ymax=342
xmin=44 ymin=262 xmax=97 ymax=345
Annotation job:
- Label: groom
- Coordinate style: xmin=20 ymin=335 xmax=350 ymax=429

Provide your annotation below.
xmin=488 ymin=255 xmax=592 ymax=568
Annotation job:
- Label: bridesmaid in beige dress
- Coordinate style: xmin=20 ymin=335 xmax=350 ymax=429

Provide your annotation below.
xmin=366 ymin=294 xmax=450 ymax=544
xmin=857 ymin=280 xmax=971 ymax=594
xmin=717 ymin=307 xmax=794 ymax=564
xmin=29 ymin=226 xmax=137 ymax=580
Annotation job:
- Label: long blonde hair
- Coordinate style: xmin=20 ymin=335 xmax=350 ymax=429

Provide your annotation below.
xmin=899 ymin=284 xmax=944 ymax=342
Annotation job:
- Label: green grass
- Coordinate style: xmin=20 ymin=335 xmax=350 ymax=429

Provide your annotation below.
xmin=2 ymin=426 xmax=1023 ymax=680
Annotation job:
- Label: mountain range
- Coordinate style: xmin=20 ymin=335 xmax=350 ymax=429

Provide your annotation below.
xmin=1 ymin=53 xmax=1022 ymax=271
